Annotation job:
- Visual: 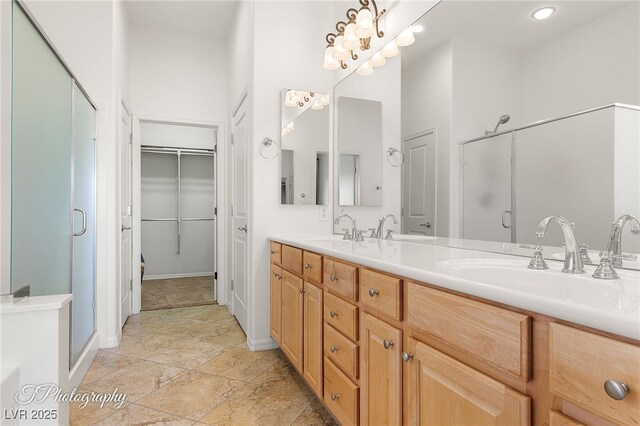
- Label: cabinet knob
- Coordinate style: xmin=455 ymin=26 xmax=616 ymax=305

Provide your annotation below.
xmin=270 ymin=250 xmax=277 ymax=254
xmin=304 ymin=263 xmax=311 ymax=269
xmin=330 ymin=274 xmax=338 ymax=282
xmin=604 ymin=379 xmax=630 ymax=400
xmin=330 ymin=311 xmax=338 ymax=318
xmin=402 ymin=352 xmax=414 ymax=362
xmin=299 ymin=288 xmax=306 ymax=293
xmin=273 ymin=273 xmax=281 ymax=280
xmin=383 ymin=339 xmax=394 ymax=349
xmin=368 ymin=288 xmax=379 ymax=297
xmin=330 ymin=393 xmax=339 ymax=401
xmin=330 ymin=345 xmax=338 ymax=353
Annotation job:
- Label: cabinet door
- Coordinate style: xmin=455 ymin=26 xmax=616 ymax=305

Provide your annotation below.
xmin=281 ymin=270 xmax=304 ymax=373
xmin=270 ymin=264 xmax=282 ymax=344
xmin=361 ymin=313 xmax=402 ymax=425
xmin=403 ymin=338 xmax=530 ymax=426
xmin=303 ymin=282 xmax=323 ymax=398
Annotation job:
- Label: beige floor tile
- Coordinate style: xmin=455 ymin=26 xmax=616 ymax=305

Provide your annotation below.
xmin=198 ymin=375 xmax=313 ymax=426
xmin=292 ymin=399 xmax=338 ymax=426
xmin=196 ymin=343 xmax=280 ymax=382
xmin=250 ymin=352 xmax=299 ymax=386
xmin=103 ymin=330 xmax=183 ymax=359
xmin=194 ymin=322 xmax=246 ymax=346
xmin=94 ymin=404 xmax=193 ymax=425
xmin=69 ymin=388 xmax=129 ymax=426
xmin=83 ymin=360 xmax=186 ymax=402
xmin=136 ymin=371 xmax=245 ymax=421
xmin=146 ymin=337 xmax=236 ymax=370
xmin=81 ymin=351 xmax=143 ymax=386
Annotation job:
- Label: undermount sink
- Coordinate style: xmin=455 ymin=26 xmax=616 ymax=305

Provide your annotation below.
xmin=391 ymin=234 xmax=438 ymax=242
xmin=437 ymin=258 xmax=639 ymax=311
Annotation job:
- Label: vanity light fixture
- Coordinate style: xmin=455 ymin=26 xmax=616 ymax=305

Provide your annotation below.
xmin=354 ymin=24 xmax=420 ymax=76
xmin=531 ymin=6 xmax=556 ymax=20
xmin=284 ymin=90 xmax=316 ymax=108
xmin=323 ymin=0 xmax=386 ymax=71
xmin=281 ymin=122 xmax=294 ymax=138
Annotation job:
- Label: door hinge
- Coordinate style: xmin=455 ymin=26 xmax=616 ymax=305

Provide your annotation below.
xmin=92 ymin=301 xmax=96 ymax=309
xmin=401 ymin=207 xmax=405 ymax=217
xmin=214 ymin=272 xmax=218 ymax=280
xmin=94 ymin=133 xmax=98 ymax=142
xmin=129 ymin=132 xmax=133 ymax=144
xmin=214 ymin=207 xmax=217 ymax=216
xmin=214 ymin=144 xmax=217 ymax=153
xmin=230 ymin=133 xmax=234 ymax=145
xmin=129 ymin=279 xmax=133 ymax=291
xmin=231 ymin=205 xmax=234 ymax=216
xmin=231 ymin=279 xmax=234 ymax=290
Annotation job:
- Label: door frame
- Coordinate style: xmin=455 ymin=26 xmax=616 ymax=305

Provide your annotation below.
xmin=118 ymin=97 xmax=132 ymax=327
xmin=401 ymin=127 xmax=438 ymax=234
xmin=130 ymin=114 xmax=225 ymax=315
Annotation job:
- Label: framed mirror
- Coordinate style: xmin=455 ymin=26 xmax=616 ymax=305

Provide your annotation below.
xmin=281 ymin=89 xmax=331 ymax=205
xmin=332 ymin=1 xmax=640 ymax=269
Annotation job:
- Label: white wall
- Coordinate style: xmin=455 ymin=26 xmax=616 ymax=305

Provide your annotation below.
xmin=522 ymin=2 xmax=640 ymax=122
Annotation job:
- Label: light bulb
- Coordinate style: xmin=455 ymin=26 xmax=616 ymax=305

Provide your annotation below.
xmin=343 ymin=22 xmax=360 ymax=50
xmin=287 ymin=122 xmax=294 ymax=131
xmin=323 ymin=46 xmax=340 ymax=70
xmin=412 ymin=25 xmax=424 ymax=33
xmin=357 ymin=61 xmax=374 ymax=76
xmin=395 ymin=28 xmax=415 ymax=47
xmin=284 ymin=95 xmax=297 ymax=107
xmin=294 ymin=90 xmax=309 ymax=98
xmin=355 ymin=7 xmax=374 ymax=38
xmin=370 ymin=52 xmax=386 ymax=67
xmin=381 ymin=41 xmax=399 ymax=58
xmin=319 ymin=94 xmax=330 ymax=106
xmin=331 ymin=35 xmax=350 ymax=61
xmin=311 ymin=102 xmax=324 ymax=110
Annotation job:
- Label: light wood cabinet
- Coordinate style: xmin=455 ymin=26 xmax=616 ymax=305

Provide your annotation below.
xmin=404 ymin=337 xmax=530 ymax=426
xmin=360 ymin=269 xmax=402 ymax=321
xmin=303 ymin=281 xmax=324 ymax=398
xmin=281 ymin=270 xmax=304 ymax=373
xmin=361 ymin=313 xmax=402 ymax=426
xmin=325 ymin=357 xmax=359 ymax=426
xmin=282 ymin=245 xmax=303 ymax=274
xmin=303 ymin=251 xmax=323 ymax=283
xmin=270 ymin=241 xmax=282 ymax=264
xmin=269 ymin=264 xmax=282 ymax=344
xmin=324 ymin=258 xmax=358 ymax=302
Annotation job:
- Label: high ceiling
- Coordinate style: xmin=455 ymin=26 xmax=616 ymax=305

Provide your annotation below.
xmin=124 ymin=1 xmax=239 ymax=38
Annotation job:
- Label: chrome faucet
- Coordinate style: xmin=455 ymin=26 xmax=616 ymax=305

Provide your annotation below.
xmin=335 ymin=214 xmax=361 ymax=241
xmin=605 ymin=215 xmax=640 ymax=267
xmin=536 ymin=215 xmax=584 ymax=274
xmin=376 ymin=214 xmax=398 ymax=239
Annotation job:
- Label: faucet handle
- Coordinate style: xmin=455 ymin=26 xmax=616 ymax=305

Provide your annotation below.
xmin=593 ymin=251 xmax=620 ymax=280
xmin=368 ymin=228 xmax=377 ymax=238
xmin=611 ymin=252 xmax=638 ymax=261
xmin=385 ymin=229 xmax=394 ymax=240
xmin=578 ymin=243 xmax=592 ymax=264
xmin=342 ymin=229 xmax=351 ymax=240
xmin=520 ymin=245 xmax=548 ymax=270
xmin=355 ymin=230 xmax=365 ymax=242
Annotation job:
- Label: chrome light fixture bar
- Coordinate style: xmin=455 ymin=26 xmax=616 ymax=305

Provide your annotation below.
xmin=323 ymin=0 xmax=386 ymax=71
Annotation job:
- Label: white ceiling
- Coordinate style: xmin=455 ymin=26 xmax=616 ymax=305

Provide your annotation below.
xmin=124 ymin=0 xmax=239 ymax=38
xmin=402 ymin=1 xmax=632 ymax=65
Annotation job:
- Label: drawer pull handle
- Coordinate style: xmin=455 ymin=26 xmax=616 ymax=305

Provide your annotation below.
xmin=270 ymin=250 xmax=277 ymax=254
xmin=383 ymin=339 xmax=394 ymax=349
xmin=330 ymin=311 xmax=338 ymax=318
xmin=368 ymin=288 xmax=379 ymax=297
xmin=402 ymin=352 xmax=414 ymax=362
xmin=330 ymin=345 xmax=338 ymax=353
xmin=330 ymin=393 xmax=339 ymax=401
xmin=304 ymin=263 xmax=311 ymax=269
xmin=604 ymin=379 xmax=630 ymax=400
xmin=330 ymin=274 xmax=338 ymax=282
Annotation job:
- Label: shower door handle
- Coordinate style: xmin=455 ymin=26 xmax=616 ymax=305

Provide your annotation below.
xmin=73 ymin=208 xmax=87 ymax=236
xmin=238 ymin=225 xmax=248 ymax=233
xmin=501 ymin=210 xmax=512 ymax=229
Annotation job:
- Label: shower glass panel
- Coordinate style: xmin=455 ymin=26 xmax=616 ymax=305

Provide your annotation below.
xmin=461 ymin=133 xmax=512 ymax=243
xmin=11 ymin=4 xmax=73 ymax=295
xmin=71 ymin=85 xmax=96 ymax=364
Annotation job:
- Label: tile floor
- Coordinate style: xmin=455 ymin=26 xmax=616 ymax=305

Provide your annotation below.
xmin=72 ymin=304 xmax=337 ymax=425
xmin=141 ymin=276 xmax=216 ymax=311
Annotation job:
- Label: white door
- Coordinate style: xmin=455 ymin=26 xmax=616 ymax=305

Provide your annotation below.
xmin=120 ymin=101 xmax=132 ymax=327
xmin=403 ymin=129 xmax=436 ymax=235
xmin=231 ymin=97 xmax=248 ymax=332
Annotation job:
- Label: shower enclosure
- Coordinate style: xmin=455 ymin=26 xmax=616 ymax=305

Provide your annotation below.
xmin=461 ymin=103 xmax=640 ymax=250
xmin=10 ymin=2 xmax=97 ymax=366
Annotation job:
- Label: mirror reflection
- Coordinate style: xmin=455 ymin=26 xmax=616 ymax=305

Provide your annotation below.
xmin=281 ymin=89 xmax=330 ymax=205
xmin=333 ymin=1 xmax=640 ymax=269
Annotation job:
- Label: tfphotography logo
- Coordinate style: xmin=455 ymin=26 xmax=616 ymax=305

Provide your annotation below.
xmin=15 ymin=384 xmax=127 ymax=409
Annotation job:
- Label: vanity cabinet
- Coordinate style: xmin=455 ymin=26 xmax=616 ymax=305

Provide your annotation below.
xmin=269 ymin=241 xmax=640 ymax=426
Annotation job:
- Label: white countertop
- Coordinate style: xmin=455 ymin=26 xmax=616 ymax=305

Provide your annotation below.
xmin=269 ymin=234 xmax=640 ymax=340
xmin=0 ymin=294 xmax=72 ymax=315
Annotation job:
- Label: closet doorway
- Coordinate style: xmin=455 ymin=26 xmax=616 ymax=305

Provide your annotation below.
xmin=139 ymin=122 xmax=217 ymax=311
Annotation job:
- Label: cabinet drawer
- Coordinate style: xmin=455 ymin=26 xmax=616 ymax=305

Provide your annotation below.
xmin=407 ymin=283 xmax=531 ymax=381
xmin=324 ymin=357 xmax=359 ymax=426
xmin=270 ymin=241 xmax=281 ymax=264
xmin=549 ymin=323 xmax=640 ymax=425
xmin=282 ymin=245 xmax=303 ymax=274
xmin=324 ymin=323 xmax=358 ymax=381
xmin=324 ymin=258 xmax=357 ymax=302
xmin=324 ymin=292 xmax=358 ymax=342
xmin=360 ymin=269 xmax=401 ymax=320
xmin=303 ymin=251 xmax=323 ymax=283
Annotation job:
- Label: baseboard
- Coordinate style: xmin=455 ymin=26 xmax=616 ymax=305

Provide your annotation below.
xmin=143 ymin=272 xmax=214 ymax=280
xmin=68 ymin=333 xmax=100 ymax=389
xmin=247 ymin=336 xmax=279 ymax=352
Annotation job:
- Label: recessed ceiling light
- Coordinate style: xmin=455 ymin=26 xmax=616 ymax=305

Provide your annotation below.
xmin=531 ymin=7 xmax=556 ymax=20
xmin=412 ymin=25 xmax=424 ymax=33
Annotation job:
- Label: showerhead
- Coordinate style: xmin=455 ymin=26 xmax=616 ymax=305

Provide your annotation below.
xmin=485 ymin=114 xmax=511 ymax=135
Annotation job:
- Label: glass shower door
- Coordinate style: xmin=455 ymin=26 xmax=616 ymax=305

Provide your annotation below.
xmin=71 ymin=85 xmax=96 ymax=364
xmin=11 ymin=4 xmax=73 ymax=295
